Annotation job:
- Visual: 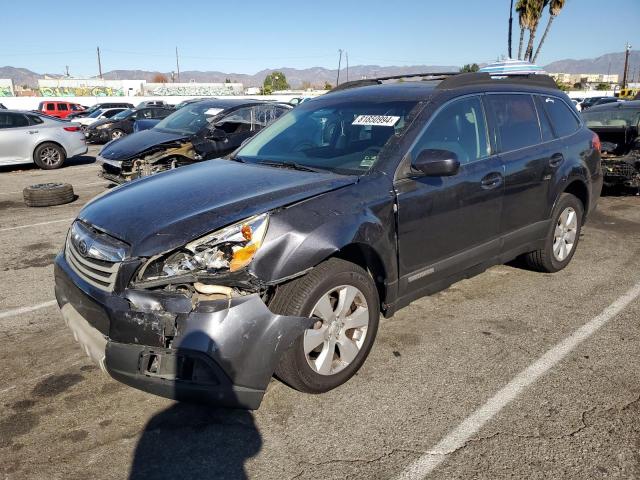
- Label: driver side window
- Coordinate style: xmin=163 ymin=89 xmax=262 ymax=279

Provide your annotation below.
xmin=214 ymin=107 xmax=254 ymax=135
xmin=413 ymin=96 xmax=490 ymax=165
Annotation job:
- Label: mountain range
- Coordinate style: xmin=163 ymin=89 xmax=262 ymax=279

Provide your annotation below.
xmin=1 ymin=50 xmax=638 ymax=89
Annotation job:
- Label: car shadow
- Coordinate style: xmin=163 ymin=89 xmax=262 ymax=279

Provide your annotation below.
xmin=0 ymin=154 xmax=97 ymax=174
xmin=128 ymin=333 xmax=263 ymax=480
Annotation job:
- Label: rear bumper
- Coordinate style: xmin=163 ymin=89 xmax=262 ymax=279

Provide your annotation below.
xmin=54 ymin=253 xmax=312 ymax=409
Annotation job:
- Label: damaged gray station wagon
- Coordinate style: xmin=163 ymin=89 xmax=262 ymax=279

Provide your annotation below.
xmin=55 ymin=72 xmax=603 ymax=409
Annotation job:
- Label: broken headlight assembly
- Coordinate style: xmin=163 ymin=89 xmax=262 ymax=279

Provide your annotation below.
xmin=138 ymin=213 xmax=269 ymax=282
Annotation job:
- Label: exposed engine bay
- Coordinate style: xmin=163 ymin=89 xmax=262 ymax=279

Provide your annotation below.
xmin=591 ymin=127 xmax=640 ymax=191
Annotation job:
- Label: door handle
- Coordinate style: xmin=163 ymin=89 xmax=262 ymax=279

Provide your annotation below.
xmin=549 ymin=153 xmax=564 ymax=167
xmin=480 ymin=172 xmax=503 ymax=189
xmin=27 ymin=130 xmax=39 ymax=134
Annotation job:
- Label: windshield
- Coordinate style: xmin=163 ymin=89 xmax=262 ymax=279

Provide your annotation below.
xmin=235 ymin=100 xmax=418 ymax=174
xmin=112 ymin=109 xmax=133 ymax=120
xmin=582 ymin=108 xmax=640 ymax=127
xmin=154 ymin=102 xmax=223 ymax=135
xmin=88 ymin=109 xmax=104 ymax=118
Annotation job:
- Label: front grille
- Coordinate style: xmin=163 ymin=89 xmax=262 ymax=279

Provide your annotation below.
xmin=603 ymin=161 xmax=638 ymax=178
xmin=65 ymin=239 xmax=120 ymax=292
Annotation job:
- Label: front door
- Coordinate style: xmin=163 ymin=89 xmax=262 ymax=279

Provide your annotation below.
xmin=395 ymin=95 xmax=504 ymax=297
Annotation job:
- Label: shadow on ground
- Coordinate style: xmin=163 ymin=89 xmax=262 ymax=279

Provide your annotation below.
xmin=0 ymin=154 xmax=96 ymax=174
xmin=129 ymin=403 xmax=261 ymax=480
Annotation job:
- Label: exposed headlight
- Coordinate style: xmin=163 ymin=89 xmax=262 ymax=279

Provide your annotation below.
xmin=141 ymin=213 xmax=269 ymax=281
xmin=96 ymin=124 xmax=110 ymax=130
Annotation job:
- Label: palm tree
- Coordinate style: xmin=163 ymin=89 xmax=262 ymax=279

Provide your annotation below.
xmin=524 ymin=0 xmax=548 ymax=61
xmin=532 ymin=0 xmax=566 ymax=63
xmin=516 ymin=0 xmax=531 ymax=60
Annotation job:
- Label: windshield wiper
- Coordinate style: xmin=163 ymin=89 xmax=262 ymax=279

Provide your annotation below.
xmin=257 ymin=160 xmax=323 ymax=173
xmin=227 ymin=154 xmax=247 ymax=163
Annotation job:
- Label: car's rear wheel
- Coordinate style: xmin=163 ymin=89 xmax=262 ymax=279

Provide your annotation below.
xmin=270 ymin=258 xmax=379 ymax=393
xmin=523 ymin=193 xmax=583 ymax=272
xmin=33 ymin=142 xmax=66 ymax=169
xmin=110 ymin=129 xmax=125 ymax=140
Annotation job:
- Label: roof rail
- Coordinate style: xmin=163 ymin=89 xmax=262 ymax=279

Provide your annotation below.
xmin=436 ymin=72 xmax=557 ymax=90
xmin=330 ymin=71 xmax=460 ymax=93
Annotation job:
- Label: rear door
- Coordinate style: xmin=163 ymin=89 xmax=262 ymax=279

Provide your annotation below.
xmin=0 ymin=112 xmax=33 ymax=163
xmin=395 ymin=95 xmax=504 ymax=296
xmin=57 ymin=103 xmax=69 ymax=118
xmin=485 ymin=93 xmax=554 ymax=251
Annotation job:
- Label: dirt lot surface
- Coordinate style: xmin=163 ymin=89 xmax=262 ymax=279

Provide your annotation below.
xmin=1 ymin=150 xmax=639 ymax=479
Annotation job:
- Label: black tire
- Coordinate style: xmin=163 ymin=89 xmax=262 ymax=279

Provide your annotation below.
xmin=523 ymin=193 xmax=584 ymax=273
xmin=270 ymin=258 xmax=379 ymax=393
xmin=23 ymin=183 xmax=75 ymax=207
xmin=110 ymin=129 xmax=125 ymax=141
xmin=33 ymin=142 xmax=66 ymax=170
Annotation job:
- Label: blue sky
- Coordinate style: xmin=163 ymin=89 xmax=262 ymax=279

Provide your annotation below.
xmin=1 ymin=0 xmax=638 ymax=76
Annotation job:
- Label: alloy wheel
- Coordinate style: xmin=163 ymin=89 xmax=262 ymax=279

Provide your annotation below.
xmin=39 ymin=147 xmax=61 ymax=166
xmin=553 ymin=207 xmax=578 ymax=261
xmin=304 ymin=285 xmax=370 ymax=375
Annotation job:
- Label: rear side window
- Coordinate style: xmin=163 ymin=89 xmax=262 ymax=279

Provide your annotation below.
xmin=27 ymin=115 xmax=44 ymax=125
xmin=533 ymin=96 xmax=555 ymax=142
xmin=58 ymin=104 xmax=68 ymax=111
xmin=103 ymin=109 xmax=122 ymax=118
xmin=413 ymin=96 xmax=490 ymax=165
xmin=486 ymin=94 xmax=541 ymax=152
xmin=540 ymin=96 xmax=580 ymax=137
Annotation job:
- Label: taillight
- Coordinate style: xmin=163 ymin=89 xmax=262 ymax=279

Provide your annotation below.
xmin=64 ymin=126 xmax=80 ymax=132
xmin=591 ymin=132 xmax=601 ymax=152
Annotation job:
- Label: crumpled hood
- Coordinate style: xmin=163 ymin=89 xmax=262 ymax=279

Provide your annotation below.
xmin=99 ymin=129 xmax=189 ymax=161
xmin=79 ymin=159 xmax=357 ymax=257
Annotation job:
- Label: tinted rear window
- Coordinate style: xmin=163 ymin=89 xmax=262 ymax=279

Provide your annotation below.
xmin=534 ymin=96 xmax=556 ymax=142
xmin=540 ymin=96 xmax=579 ymax=137
xmin=486 ymin=94 xmax=541 ymax=152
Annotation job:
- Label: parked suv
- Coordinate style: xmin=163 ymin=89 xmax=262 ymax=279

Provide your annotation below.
xmin=67 ymin=102 xmax=134 ymax=119
xmin=84 ymin=106 xmax=174 ymax=143
xmin=54 ymin=72 xmax=602 ymax=409
xmin=37 ymin=101 xmax=84 ymax=119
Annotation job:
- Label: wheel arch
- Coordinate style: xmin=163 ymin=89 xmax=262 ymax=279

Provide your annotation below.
xmin=562 ymin=179 xmax=590 ymax=223
xmin=32 ymin=140 xmax=68 ymax=161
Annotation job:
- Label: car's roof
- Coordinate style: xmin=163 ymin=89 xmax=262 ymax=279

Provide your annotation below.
xmin=319 ymin=81 xmax=439 ymax=102
xmin=587 ymin=100 xmax=638 ymax=112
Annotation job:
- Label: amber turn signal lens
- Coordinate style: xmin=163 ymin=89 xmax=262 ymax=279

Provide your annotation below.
xmin=229 ymin=243 xmax=259 ymax=271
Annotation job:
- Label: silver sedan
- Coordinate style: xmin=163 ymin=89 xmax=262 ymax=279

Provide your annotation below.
xmin=0 ymin=110 xmax=87 ymax=169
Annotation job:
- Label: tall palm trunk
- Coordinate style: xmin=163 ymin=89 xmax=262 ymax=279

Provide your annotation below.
xmin=524 ymin=23 xmax=539 ymax=61
xmin=518 ymin=28 xmax=526 ymax=60
xmin=532 ymin=15 xmax=555 ymax=62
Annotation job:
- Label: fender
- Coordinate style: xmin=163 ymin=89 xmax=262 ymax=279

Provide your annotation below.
xmin=250 ymin=173 xmax=398 ymax=303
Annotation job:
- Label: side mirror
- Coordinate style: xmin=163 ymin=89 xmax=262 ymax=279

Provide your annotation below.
xmin=207 ymin=128 xmax=228 ymax=141
xmin=412 ymin=149 xmax=460 ymax=177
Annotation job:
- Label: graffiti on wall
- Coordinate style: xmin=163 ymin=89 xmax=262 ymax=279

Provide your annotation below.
xmin=0 ymin=86 xmax=13 ymax=97
xmin=38 ymin=86 xmax=125 ymax=97
xmin=145 ymin=84 xmax=242 ymax=96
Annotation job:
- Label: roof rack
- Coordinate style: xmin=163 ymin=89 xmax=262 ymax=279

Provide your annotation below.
xmin=330 ymin=71 xmax=460 ymax=92
xmin=436 ymin=72 xmax=557 ymax=90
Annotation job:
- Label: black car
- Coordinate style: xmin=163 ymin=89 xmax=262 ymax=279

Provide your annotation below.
xmin=84 ymin=106 xmax=174 ymax=143
xmin=581 ymin=96 xmax=619 ymax=111
xmin=67 ymin=102 xmax=135 ymax=119
xmin=54 ymin=72 xmax=602 ymax=409
xmin=583 ymin=100 xmax=640 ymax=189
xmin=97 ymin=99 xmax=291 ymax=183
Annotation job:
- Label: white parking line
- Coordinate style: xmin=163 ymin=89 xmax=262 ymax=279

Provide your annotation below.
xmin=396 ymin=280 xmax=640 ymax=480
xmin=0 ymin=218 xmax=74 ymax=233
xmin=0 ymin=300 xmax=58 ymax=321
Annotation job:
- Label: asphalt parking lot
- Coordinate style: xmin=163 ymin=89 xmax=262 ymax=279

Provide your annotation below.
xmin=0 ymin=150 xmax=639 ymax=480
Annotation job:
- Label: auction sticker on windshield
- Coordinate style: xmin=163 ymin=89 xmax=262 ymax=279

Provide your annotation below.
xmin=352 ymin=115 xmax=400 ymax=127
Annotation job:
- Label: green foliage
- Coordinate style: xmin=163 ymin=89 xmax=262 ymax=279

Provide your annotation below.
xmin=555 ymin=79 xmax=570 ymax=92
xmin=323 ymin=81 xmax=333 ymax=90
xmin=263 ymin=71 xmax=290 ymax=91
xmin=595 ymin=83 xmax=610 ymax=91
xmin=460 ymin=63 xmax=480 ymax=73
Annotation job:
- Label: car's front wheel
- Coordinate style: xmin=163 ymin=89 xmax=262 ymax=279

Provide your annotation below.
xmin=270 ymin=258 xmax=379 ymax=393
xmin=110 ymin=129 xmax=125 ymax=140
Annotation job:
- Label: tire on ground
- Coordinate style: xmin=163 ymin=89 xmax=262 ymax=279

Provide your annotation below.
xmin=23 ymin=183 xmax=75 ymax=207
xmin=270 ymin=257 xmax=380 ymax=393
xmin=522 ymin=192 xmax=584 ymax=273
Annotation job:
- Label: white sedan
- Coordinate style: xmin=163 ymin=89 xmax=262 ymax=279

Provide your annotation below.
xmin=75 ymin=108 xmax=128 ymax=128
xmin=0 ymin=110 xmax=87 ymax=169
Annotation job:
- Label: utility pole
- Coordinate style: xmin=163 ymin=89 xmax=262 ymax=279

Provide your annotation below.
xmin=508 ymin=0 xmax=514 ymax=58
xmin=346 ymin=51 xmax=349 ymax=83
xmin=97 ymin=46 xmax=103 ymax=79
xmin=175 ymin=46 xmax=181 ymax=83
xmin=65 ymin=65 xmax=70 ymax=77
xmin=622 ymin=41 xmax=632 ymax=88
xmin=336 ymin=49 xmax=343 ymax=86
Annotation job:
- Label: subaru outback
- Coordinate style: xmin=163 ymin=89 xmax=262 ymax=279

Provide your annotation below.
xmin=54 ymin=72 xmax=602 ymax=409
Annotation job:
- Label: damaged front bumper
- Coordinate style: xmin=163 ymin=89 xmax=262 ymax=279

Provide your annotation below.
xmin=54 ymin=253 xmax=312 ymax=409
